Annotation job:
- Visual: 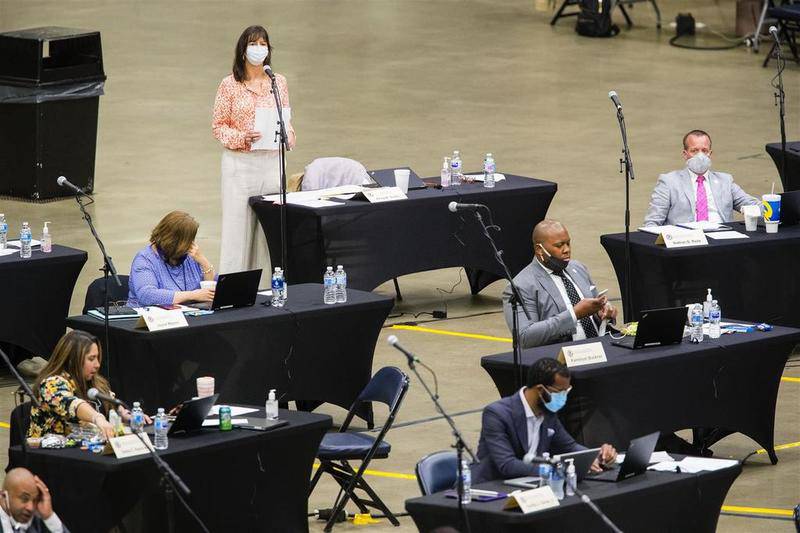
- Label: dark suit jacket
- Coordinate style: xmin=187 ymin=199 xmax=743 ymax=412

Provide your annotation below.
xmin=0 ymin=515 xmax=70 ymax=533
xmin=471 ymin=393 xmax=585 ymax=484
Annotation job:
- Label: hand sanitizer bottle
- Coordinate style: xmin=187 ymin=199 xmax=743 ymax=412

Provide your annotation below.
xmin=266 ymin=388 xmax=279 ymax=420
xmin=703 ymin=288 xmax=713 ymax=319
xmin=41 ymin=222 xmax=52 ymax=253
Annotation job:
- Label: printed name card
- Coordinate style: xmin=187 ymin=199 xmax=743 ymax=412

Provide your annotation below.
xmin=362 ymin=186 xmax=408 ymax=203
xmin=655 ymin=229 xmax=708 ymax=248
xmin=557 ymin=342 xmax=608 ymax=368
xmin=503 ymin=486 xmax=560 ymax=514
xmin=135 ymin=308 xmax=188 ymax=332
xmin=106 ymin=433 xmax=154 ymax=459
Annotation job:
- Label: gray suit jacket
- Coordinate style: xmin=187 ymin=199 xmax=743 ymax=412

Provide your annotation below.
xmin=0 ymin=515 xmax=69 ymax=533
xmin=502 ymin=259 xmax=597 ymax=349
xmin=471 ymin=393 xmax=585 ymax=484
xmin=643 ymin=169 xmax=759 ymax=226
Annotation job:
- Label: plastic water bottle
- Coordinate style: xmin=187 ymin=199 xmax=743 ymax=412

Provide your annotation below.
xmin=335 ymin=265 xmax=347 ymax=303
xmin=460 ymin=458 xmax=471 ymax=505
xmin=538 ymin=453 xmax=552 ymax=487
xmin=323 ymin=266 xmax=336 ymax=304
xmin=690 ymin=303 xmax=704 ymax=343
xmin=450 ymin=150 xmax=463 ymax=186
xmin=440 ymin=156 xmax=451 ymax=188
xmin=130 ymin=402 xmax=144 ymax=433
xmin=0 ymin=214 xmax=7 ymax=249
xmin=265 ymin=388 xmax=279 ymax=420
xmin=154 ymin=408 xmax=169 ymax=450
xmin=271 ymin=267 xmax=285 ymax=308
xmin=709 ymin=300 xmax=721 ymax=339
xmin=549 ymin=461 xmax=565 ymax=500
xmin=565 ymin=459 xmax=576 ymax=497
xmin=483 ymin=153 xmax=496 ymax=188
xmin=277 ymin=268 xmax=287 ymax=304
xmin=19 ymin=222 xmax=32 ymax=259
xmin=41 ymin=222 xmax=52 ymax=253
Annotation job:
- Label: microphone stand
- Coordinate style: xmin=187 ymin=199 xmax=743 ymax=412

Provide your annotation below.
xmin=771 ymin=31 xmax=787 ymax=189
xmin=394 ymin=346 xmax=478 ymax=533
xmin=0 ymin=344 xmax=40 ymax=469
xmin=268 ymin=71 xmax=289 ymax=279
xmin=73 ymin=191 xmax=121 ymax=380
xmin=472 ymin=207 xmax=532 ymax=390
xmin=612 ymin=106 xmax=635 ymax=321
xmin=574 ymin=488 xmax=624 ymax=533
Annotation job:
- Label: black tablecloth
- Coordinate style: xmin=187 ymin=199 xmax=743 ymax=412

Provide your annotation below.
xmin=766 ymin=141 xmax=800 ymax=191
xmin=601 ymin=223 xmax=800 ymax=326
xmin=0 ymin=244 xmax=87 ymax=357
xmin=406 ymin=463 xmax=740 ymax=532
xmin=66 ymin=284 xmax=393 ymax=424
xmin=482 ymin=326 xmax=800 ymax=464
xmin=10 ymin=408 xmax=331 ymax=533
xmin=249 ymin=174 xmax=557 ymax=293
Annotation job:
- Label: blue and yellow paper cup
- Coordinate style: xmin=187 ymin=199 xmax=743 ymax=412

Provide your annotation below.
xmin=762 ymin=194 xmax=781 ymax=222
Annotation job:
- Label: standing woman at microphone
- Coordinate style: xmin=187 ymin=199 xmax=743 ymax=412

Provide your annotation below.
xmin=212 ymin=25 xmax=296 ymax=279
xmin=28 ymin=330 xmax=147 ymax=440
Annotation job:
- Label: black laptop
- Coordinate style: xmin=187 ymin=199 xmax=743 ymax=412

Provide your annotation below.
xmin=780 ymin=190 xmax=800 ymax=226
xmin=168 ymin=394 xmax=219 ymax=435
xmin=367 ymin=167 xmax=427 ymax=190
xmin=586 ymin=431 xmax=660 ymax=482
xmin=611 ymin=306 xmax=687 ymax=350
xmin=192 ymin=269 xmax=261 ymax=311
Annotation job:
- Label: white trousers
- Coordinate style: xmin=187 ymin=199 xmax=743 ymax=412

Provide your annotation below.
xmin=219 ymin=149 xmax=280 ymax=281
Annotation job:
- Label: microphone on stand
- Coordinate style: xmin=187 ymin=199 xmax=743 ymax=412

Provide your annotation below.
xmin=608 ymin=90 xmax=623 ymax=111
xmin=387 ymin=335 xmax=419 ymax=364
xmin=88 ymin=388 xmax=129 ymax=409
xmin=448 ymin=201 xmax=486 ymax=213
xmin=263 ymin=64 xmax=275 ymax=80
xmin=56 ymin=176 xmax=88 ymax=196
xmin=769 ymin=25 xmax=780 ymax=43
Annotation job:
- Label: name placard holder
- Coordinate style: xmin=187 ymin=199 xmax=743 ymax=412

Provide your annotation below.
xmin=105 ymin=433 xmax=154 ymax=459
xmin=557 ymin=342 xmax=608 ymax=368
xmin=655 ymin=229 xmax=708 ymax=248
xmin=503 ymin=486 xmax=560 ymax=514
xmin=135 ymin=308 xmax=189 ymax=332
xmin=362 ymin=186 xmax=408 ymax=203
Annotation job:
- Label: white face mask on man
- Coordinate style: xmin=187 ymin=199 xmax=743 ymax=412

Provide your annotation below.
xmin=686 ymin=152 xmax=711 ymax=175
xmin=245 ymin=45 xmax=269 ymax=66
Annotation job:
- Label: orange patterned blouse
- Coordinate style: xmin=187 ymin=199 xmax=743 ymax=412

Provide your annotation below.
xmin=211 ymin=73 xmax=292 ymax=152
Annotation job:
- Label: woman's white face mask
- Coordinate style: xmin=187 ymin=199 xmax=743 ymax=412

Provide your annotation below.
xmin=246 ymin=45 xmax=269 ymax=66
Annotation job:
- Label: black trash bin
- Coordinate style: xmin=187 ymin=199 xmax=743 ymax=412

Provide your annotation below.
xmin=0 ymin=27 xmax=105 ymax=200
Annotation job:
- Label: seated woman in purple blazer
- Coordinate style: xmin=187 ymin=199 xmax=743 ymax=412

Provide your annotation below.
xmin=127 ymin=211 xmax=216 ymax=307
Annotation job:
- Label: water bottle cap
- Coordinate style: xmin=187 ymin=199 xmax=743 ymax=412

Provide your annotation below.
xmin=337 ymin=265 xmax=343 ymax=270
xmin=133 ymin=401 xmax=140 ymax=407
xmin=327 ymin=266 xmax=333 ymax=271
xmin=157 ymin=407 xmax=165 ymax=414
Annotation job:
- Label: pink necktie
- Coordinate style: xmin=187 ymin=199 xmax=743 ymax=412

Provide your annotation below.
xmin=695 ymin=175 xmax=709 ymax=222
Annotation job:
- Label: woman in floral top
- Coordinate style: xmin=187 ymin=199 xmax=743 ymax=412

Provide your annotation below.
xmin=28 ymin=330 xmax=146 ymax=440
xmin=212 ymin=25 xmax=296 ymax=281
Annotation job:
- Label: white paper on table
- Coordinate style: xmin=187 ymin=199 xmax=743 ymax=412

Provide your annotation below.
xmin=637 ymin=225 xmax=683 ymax=235
xmin=6 ymin=239 xmax=42 ymax=248
xmin=251 ymin=107 xmax=291 ymax=151
xmin=616 ymin=451 xmax=675 ymax=464
xmin=207 ymin=405 xmax=259 ymax=417
xmin=672 ymin=457 xmax=739 ymax=472
xmin=0 ymin=248 xmax=18 ymax=257
xmin=647 ymin=461 xmax=684 ymax=472
xmin=287 ymin=199 xmax=342 ymax=208
xmin=705 ymin=231 xmax=749 ymax=240
xmin=676 ymin=221 xmax=728 ymax=231
xmin=464 ymin=173 xmax=506 ymax=182
xmin=202 ymin=418 xmax=249 ymax=427
xmin=262 ymin=185 xmax=363 ymax=204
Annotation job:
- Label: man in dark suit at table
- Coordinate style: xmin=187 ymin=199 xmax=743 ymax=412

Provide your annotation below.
xmin=471 ymin=358 xmax=617 ymax=484
xmin=0 ymin=468 xmax=69 ymax=533
xmin=503 ymin=219 xmax=616 ymax=348
xmin=643 ymin=129 xmax=760 ymax=226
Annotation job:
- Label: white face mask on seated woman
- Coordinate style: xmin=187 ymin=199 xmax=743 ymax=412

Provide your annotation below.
xmin=246 ymin=45 xmax=269 ymax=66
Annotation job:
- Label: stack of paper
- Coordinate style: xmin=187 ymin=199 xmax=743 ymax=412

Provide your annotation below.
xmin=637 ymin=225 xmax=684 ymax=235
xmin=648 ymin=457 xmax=738 ymax=473
xmin=705 ymin=231 xmax=749 ymax=240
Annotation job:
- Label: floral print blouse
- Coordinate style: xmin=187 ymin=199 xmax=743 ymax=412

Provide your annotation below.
xmin=28 ymin=374 xmax=93 ymax=438
xmin=211 ymin=73 xmax=292 ymax=152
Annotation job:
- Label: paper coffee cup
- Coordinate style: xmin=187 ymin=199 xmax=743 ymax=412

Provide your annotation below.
xmin=200 ymin=280 xmax=217 ymax=290
xmin=762 ymin=194 xmax=781 ymax=222
xmin=393 ymin=169 xmax=410 ymax=194
xmin=196 ymin=376 xmax=215 ymax=398
xmin=744 ymin=214 xmax=758 ymax=232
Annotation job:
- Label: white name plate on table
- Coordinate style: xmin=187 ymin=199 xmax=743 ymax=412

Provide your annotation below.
xmin=557 ymin=342 xmax=607 ymax=368
xmin=362 ymin=186 xmax=407 ymax=203
xmin=503 ymin=486 xmax=560 ymax=514
xmin=106 ymin=433 xmax=154 ymax=459
xmin=655 ymin=229 xmax=708 ymax=248
xmin=135 ymin=308 xmax=188 ymax=332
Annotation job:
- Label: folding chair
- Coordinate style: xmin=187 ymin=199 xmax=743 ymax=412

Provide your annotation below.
xmin=415 ymin=451 xmax=458 ymax=495
xmin=763 ymin=3 xmax=800 ymax=67
xmin=309 ymin=366 xmax=410 ymax=532
xmin=551 ymin=0 xmax=661 ymax=29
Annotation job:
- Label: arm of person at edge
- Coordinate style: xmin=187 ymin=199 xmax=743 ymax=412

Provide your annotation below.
xmin=548 ymin=415 xmax=616 ymax=472
xmin=130 ymin=252 xmax=213 ymax=306
xmin=32 ymin=475 xmax=69 ymax=533
xmin=642 ymin=173 xmax=672 ymax=227
xmin=480 ymin=405 xmax=539 ymax=479
xmin=731 ymin=179 xmax=760 ymax=213
xmin=503 ymin=283 xmax=576 ymax=348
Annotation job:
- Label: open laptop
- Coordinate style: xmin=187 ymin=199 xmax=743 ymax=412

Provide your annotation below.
xmin=586 ymin=431 xmax=660 ymax=482
xmin=368 ymin=167 xmax=427 ymax=190
xmin=167 ymin=394 xmax=219 ymax=435
xmin=611 ymin=306 xmax=686 ymax=350
xmin=780 ymin=190 xmax=800 ymax=226
xmin=505 ymin=448 xmax=600 ymax=489
xmin=192 ymin=269 xmax=261 ymax=311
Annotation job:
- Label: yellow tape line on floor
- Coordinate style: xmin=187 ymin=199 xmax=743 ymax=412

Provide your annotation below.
xmin=755 ymin=441 xmax=800 ymax=454
xmin=390 ymin=325 xmax=511 ymax=343
xmin=722 ymin=505 xmax=794 ymax=517
xmin=782 ymin=376 xmax=800 ymax=383
xmin=313 ymin=463 xmax=416 ymax=480
xmin=0 ymin=422 xmax=9 ymax=429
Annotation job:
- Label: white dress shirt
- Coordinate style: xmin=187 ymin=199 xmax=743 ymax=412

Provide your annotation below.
xmin=519 ymin=388 xmax=544 ymax=455
xmin=0 ymin=505 xmax=64 ymax=533
xmin=688 ymin=169 xmax=722 ymax=223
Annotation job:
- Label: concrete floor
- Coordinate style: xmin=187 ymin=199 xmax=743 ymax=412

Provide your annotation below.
xmin=1 ymin=0 xmax=798 ymax=531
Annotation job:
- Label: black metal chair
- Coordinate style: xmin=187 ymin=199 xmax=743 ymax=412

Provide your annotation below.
xmin=763 ymin=3 xmax=800 ymax=67
xmin=415 ymin=450 xmax=458 ymax=496
xmin=309 ymin=366 xmax=410 ymax=532
xmin=551 ymin=0 xmax=661 ymax=29
xmin=82 ymin=274 xmax=130 ymax=314
xmin=7 ymin=401 xmax=31 ymax=471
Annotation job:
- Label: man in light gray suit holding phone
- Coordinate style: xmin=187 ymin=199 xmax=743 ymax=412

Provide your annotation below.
xmin=643 ymin=130 xmax=760 ymax=226
xmin=503 ymin=219 xmax=616 ymax=348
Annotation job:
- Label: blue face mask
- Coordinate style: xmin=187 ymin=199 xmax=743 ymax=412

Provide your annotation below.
xmin=543 ymin=389 xmax=569 ymax=413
